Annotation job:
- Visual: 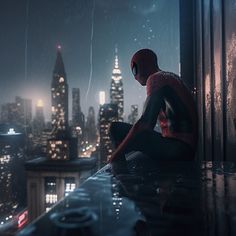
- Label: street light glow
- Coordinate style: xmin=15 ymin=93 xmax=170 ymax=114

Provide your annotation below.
xmin=99 ymin=91 xmax=105 ymax=105
xmin=37 ymin=99 xmax=44 ymax=107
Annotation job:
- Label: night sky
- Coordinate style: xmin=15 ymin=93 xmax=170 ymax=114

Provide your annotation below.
xmin=0 ymin=0 xmax=179 ymax=121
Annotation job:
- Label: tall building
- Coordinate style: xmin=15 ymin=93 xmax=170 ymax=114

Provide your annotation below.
xmin=128 ymin=105 xmax=139 ymax=125
xmin=1 ymin=97 xmax=32 ymax=131
xmin=1 ymin=103 xmax=18 ymax=125
xmin=33 ymin=100 xmax=45 ymax=135
xmin=99 ymin=103 xmax=118 ymax=165
xmin=0 ymin=97 xmax=33 ymax=157
xmin=72 ymin=88 xmax=85 ymax=143
xmin=85 ymin=106 xmax=97 ymax=145
xmin=110 ymin=48 xmax=124 ymax=121
xmin=26 ymin=47 xmax=97 ymax=222
xmin=0 ymin=129 xmax=27 ymax=230
xmin=48 ymin=46 xmax=75 ymax=161
xmin=32 ymin=100 xmax=46 ymax=155
xmin=72 ymin=88 xmax=85 ymax=129
xmin=51 ymin=47 xmax=69 ymax=138
xmin=15 ymin=96 xmax=32 ymax=129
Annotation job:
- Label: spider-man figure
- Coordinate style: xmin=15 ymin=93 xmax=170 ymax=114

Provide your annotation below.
xmin=109 ymin=49 xmax=198 ymax=164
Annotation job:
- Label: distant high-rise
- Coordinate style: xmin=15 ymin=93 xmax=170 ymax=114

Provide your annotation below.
xmin=99 ymin=103 xmax=118 ymax=165
xmin=110 ymin=48 xmax=124 ymax=121
xmin=1 ymin=97 xmax=32 ymax=131
xmin=1 ymin=103 xmax=18 ymax=124
xmin=51 ymin=47 xmax=68 ymax=138
xmin=15 ymin=96 xmax=32 ymax=128
xmin=85 ymin=106 xmax=97 ymax=145
xmin=72 ymin=88 xmax=85 ymax=137
xmin=128 ymin=105 xmax=139 ymax=125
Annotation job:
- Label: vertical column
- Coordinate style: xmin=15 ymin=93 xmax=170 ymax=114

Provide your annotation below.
xmin=224 ymin=0 xmax=236 ymax=160
xmin=211 ymin=0 xmax=225 ymax=161
xmin=202 ymin=0 xmax=214 ymax=161
xmin=179 ymin=0 xmax=195 ymax=91
xmin=195 ymin=0 xmax=205 ymax=160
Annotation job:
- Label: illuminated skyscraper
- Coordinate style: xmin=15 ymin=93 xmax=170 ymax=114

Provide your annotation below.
xmin=110 ymin=48 xmax=124 ymax=121
xmin=48 ymin=46 xmax=80 ymax=160
xmin=51 ymin=47 xmax=69 ymax=138
xmin=128 ymin=105 xmax=139 ymax=125
xmin=47 ymin=47 xmax=75 ymax=161
xmin=99 ymin=103 xmax=118 ymax=165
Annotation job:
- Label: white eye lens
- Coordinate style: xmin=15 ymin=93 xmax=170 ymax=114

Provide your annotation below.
xmin=132 ymin=63 xmax=137 ymax=76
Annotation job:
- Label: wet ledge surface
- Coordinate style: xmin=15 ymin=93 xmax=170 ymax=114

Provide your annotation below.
xmin=18 ymin=153 xmax=236 ymax=236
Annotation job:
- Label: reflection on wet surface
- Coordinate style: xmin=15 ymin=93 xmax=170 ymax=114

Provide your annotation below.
xmin=18 ymin=153 xmax=236 ymax=236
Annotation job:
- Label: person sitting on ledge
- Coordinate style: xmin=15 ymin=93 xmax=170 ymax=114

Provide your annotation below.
xmin=109 ymin=49 xmax=198 ymax=165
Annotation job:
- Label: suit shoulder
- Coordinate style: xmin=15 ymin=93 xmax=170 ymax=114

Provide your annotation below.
xmin=146 ymin=71 xmax=178 ymax=96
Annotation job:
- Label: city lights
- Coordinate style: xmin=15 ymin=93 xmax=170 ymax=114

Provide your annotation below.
xmin=7 ymin=128 xmax=16 ymax=135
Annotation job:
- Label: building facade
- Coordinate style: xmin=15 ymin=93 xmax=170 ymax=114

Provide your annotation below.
xmin=0 ymin=130 xmax=26 ymax=229
xmin=85 ymin=106 xmax=97 ymax=145
xmin=51 ymin=48 xmax=69 ymax=138
xmin=26 ymin=157 xmax=97 ymax=221
xmin=71 ymin=88 xmax=85 ymax=154
xmin=33 ymin=100 xmax=45 ymax=136
xmin=15 ymin=96 xmax=32 ymax=130
xmin=1 ymin=97 xmax=32 ymax=131
xmin=99 ymin=103 xmax=118 ymax=165
xmin=72 ymin=88 xmax=85 ymax=132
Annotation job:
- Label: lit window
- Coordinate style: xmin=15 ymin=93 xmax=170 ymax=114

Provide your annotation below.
xmin=45 ymin=194 xmax=58 ymax=204
xmin=46 ymin=207 xmax=51 ymax=212
xmin=64 ymin=182 xmax=76 ymax=196
xmin=59 ymin=77 xmax=64 ymax=83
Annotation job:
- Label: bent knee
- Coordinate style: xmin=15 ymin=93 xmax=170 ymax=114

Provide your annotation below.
xmin=131 ymin=130 xmax=154 ymax=146
xmin=109 ymin=122 xmax=120 ymax=136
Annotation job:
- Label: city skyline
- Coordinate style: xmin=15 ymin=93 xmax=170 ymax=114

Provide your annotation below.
xmin=0 ymin=0 xmax=180 ymax=121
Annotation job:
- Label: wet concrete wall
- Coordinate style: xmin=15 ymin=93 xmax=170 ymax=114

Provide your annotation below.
xmin=180 ymin=0 xmax=236 ymax=161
